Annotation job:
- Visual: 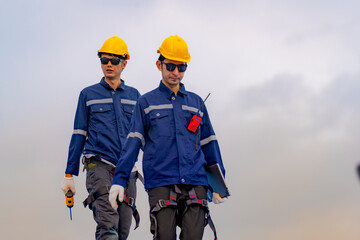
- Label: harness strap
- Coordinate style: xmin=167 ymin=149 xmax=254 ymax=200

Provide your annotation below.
xmin=136 ymin=171 xmax=145 ymax=185
xmin=150 ymin=188 xmax=178 ymax=239
xmin=150 ymin=185 xmax=218 ymax=240
xmin=122 ymin=193 xmax=140 ymax=230
xmin=83 ymin=156 xmax=115 ymax=174
xmin=206 ymin=214 xmax=218 ymax=240
xmin=83 ymin=185 xmax=141 ymax=229
xmin=184 ymin=187 xmax=217 ymax=240
xmin=82 ymin=160 xmax=142 ymax=230
xmin=83 ymin=185 xmax=109 ymax=209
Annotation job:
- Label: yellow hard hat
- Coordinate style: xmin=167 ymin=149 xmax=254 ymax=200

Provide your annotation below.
xmin=157 ymin=35 xmax=191 ymax=63
xmin=98 ymin=36 xmax=130 ymax=60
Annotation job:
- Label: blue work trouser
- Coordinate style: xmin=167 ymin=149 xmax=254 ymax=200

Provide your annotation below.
xmin=86 ymin=161 xmax=137 ymax=240
xmin=148 ymin=185 xmax=206 ymax=240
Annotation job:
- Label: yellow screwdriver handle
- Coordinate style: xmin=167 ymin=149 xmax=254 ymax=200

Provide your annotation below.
xmin=65 ymin=190 xmax=74 ymax=208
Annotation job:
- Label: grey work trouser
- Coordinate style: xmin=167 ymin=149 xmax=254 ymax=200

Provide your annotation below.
xmin=148 ymin=185 xmax=207 ymax=240
xmin=86 ymin=162 xmax=137 ymax=240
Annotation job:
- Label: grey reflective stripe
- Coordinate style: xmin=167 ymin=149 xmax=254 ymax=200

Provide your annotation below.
xmin=101 ymin=158 xmax=116 ymax=167
xmin=73 ymin=129 xmax=87 ymax=136
xmin=144 ymin=104 xmax=173 ymax=114
xmin=121 ymin=99 xmax=137 ymax=105
xmin=127 ymin=132 xmax=145 ymax=146
xmin=200 ymin=135 xmax=217 ymax=146
xmin=86 ymin=98 xmax=113 ymax=106
xmin=182 ymin=105 xmax=204 ymax=117
xmin=83 ymin=154 xmax=116 ymax=167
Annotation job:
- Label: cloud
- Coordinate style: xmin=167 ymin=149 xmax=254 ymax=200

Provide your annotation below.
xmin=212 ymin=73 xmax=360 ymax=239
xmin=1 ymin=0 xmax=360 ymax=239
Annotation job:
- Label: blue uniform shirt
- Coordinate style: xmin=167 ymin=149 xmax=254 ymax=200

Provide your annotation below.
xmin=113 ymin=81 xmax=225 ymax=190
xmin=65 ymin=78 xmax=140 ymax=176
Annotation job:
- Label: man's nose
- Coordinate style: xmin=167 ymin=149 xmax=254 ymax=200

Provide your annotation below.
xmin=172 ymin=66 xmax=180 ymax=74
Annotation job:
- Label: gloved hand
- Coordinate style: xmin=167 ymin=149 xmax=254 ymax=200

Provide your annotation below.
xmin=61 ymin=174 xmax=76 ymax=195
xmin=109 ymin=184 xmax=125 ymax=210
xmin=212 ymin=192 xmax=226 ymax=204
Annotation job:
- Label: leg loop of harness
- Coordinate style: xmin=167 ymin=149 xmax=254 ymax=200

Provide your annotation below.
xmin=149 ymin=186 xmax=178 ymax=239
xmin=184 ymin=187 xmax=218 ymax=240
xmin=83 ymin=185 xmax=109 ymax=210
xmin=122 ymin=187 xmax=141 ymax=230
xmin=83 ymin=158 xmax=143 ymax=230
xmin=149 ymin=185 xmax=218 ymax=240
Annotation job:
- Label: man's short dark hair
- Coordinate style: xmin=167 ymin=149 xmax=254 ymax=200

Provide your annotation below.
xmin=158 ymin=54 xmax=166 ymax=61
xmin=98 ymin=52 xmax=127 ymax=59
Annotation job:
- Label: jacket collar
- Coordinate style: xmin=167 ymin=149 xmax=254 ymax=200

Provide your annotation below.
xmin=100 ymin=77 xmax=125 ymax=90
xmin=159 ymin=81 xmax=188 ymax=98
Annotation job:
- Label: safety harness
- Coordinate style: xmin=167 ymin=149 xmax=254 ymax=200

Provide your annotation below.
xmin=150 ymin=185 xmax=218 ymax=240
xmin=82 ymin=157 xmax=144 ymax=230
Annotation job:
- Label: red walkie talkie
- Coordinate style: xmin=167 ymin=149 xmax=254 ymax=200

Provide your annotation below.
xmin=187 ymin=93 xmax=211 ymax=132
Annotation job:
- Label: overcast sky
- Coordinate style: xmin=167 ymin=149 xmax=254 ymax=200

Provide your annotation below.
xmin=1 ymin=0 xmax=360 ymax=239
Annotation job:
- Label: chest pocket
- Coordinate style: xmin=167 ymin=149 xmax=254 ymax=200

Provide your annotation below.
xmin=122 ymin=104 xmax=135 ymax=125
xmin=90 ymin=104 xmax=112 ymax=113
xmin=89 ymin=104 xmax=115 ymax=129
xmin=123 ymin=104 xmax=135 ymax=114
xmin=149 ymin=111 xmax=171 ymax=137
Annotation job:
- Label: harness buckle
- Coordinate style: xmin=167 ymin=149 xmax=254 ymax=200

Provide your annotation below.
xmin=159 ymin=199 xmax=168 ymax=208
xmin=127 ymin=197 xmax=135 ymax=207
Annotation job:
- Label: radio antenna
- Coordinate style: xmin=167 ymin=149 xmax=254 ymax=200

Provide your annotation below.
xmin=196 ymin=93 xmax=211 ymax=115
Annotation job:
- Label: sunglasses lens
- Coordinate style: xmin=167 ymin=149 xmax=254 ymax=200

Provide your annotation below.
xmin=100 ymin=57 xmax=122 ymax=65
xmin=178 ymin=65 xmax=187 ymax=72
xmin=165 ymin=63 xmax=176 ymax=71
xmin=110 ymin=58 xmax=121 ymax=65
xmin=100 ymin=57 xmax=110 ymax=64
xmin=163 ymin=62 xmax=187 ymax=72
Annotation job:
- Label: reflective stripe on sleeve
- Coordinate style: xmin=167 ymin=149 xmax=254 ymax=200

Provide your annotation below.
xmin=86 ymin=98 xmax=113 ymax=106
xmin=127 ymin=132 xmax=145 ymax=146
xmin=73 ymin=129 xmax=87 ymax=136
xmin=200 ymin=135 xmax=217 ymax=146
xmin=182 ymin=105 xmax=204 ymax=117
xmin=144 ymin=104 xmax=173 ymax=114
xmin=121 ymin=99 xmax=137 ymax=105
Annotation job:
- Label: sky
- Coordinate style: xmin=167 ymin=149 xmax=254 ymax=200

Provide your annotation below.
xmin=1 ymin=0 xmax=360 ymax=239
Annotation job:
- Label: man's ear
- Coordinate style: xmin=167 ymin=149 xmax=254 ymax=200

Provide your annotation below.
xmin=122 ymin=60 xmax=128 ymax=69
xmin=156 ymin=60 xmax=162 ymax=71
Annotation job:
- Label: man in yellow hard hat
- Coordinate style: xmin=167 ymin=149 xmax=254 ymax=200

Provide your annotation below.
xmin=61 ymin=36 xmax=141 ymax=240
xmin=109 ymin=35 xmax=227 ymax=240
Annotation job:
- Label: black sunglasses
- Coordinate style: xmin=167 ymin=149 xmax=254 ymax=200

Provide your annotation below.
xmin=162 ymin=62 xmax=187 ymax=72
xmin=100 ymin=57 xmax=124 ymax=65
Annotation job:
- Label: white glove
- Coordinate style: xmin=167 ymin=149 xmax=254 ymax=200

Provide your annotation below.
xmin=212 ymin=192 xmax=226 ymax=204
xmin=109 ymin=184 xmax=125 ymax=210
xmin=61 ymin=176 xmax=76 ymax=195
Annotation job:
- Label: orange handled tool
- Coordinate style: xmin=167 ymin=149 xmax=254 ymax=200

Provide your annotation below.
xmin=65 ymin=190 xmax=74 ymax=220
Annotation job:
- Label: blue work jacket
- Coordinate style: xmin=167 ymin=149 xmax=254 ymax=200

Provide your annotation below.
xmin=65 ymin=78 xmax=140 ymax=176
xmin=113 ymin=81 xmax=225 ymax=190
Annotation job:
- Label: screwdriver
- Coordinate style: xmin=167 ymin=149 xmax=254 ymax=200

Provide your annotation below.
xmin=65 ymin=190 xmax=74 ymax=220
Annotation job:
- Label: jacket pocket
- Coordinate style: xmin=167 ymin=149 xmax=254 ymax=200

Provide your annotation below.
xmin=90 ymin=104 xmax=112 ymax=113
xmin=89 ymin=104 xmax=115 ymax=130
xmin=148 ymin=111 xmax=171 ymax=137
